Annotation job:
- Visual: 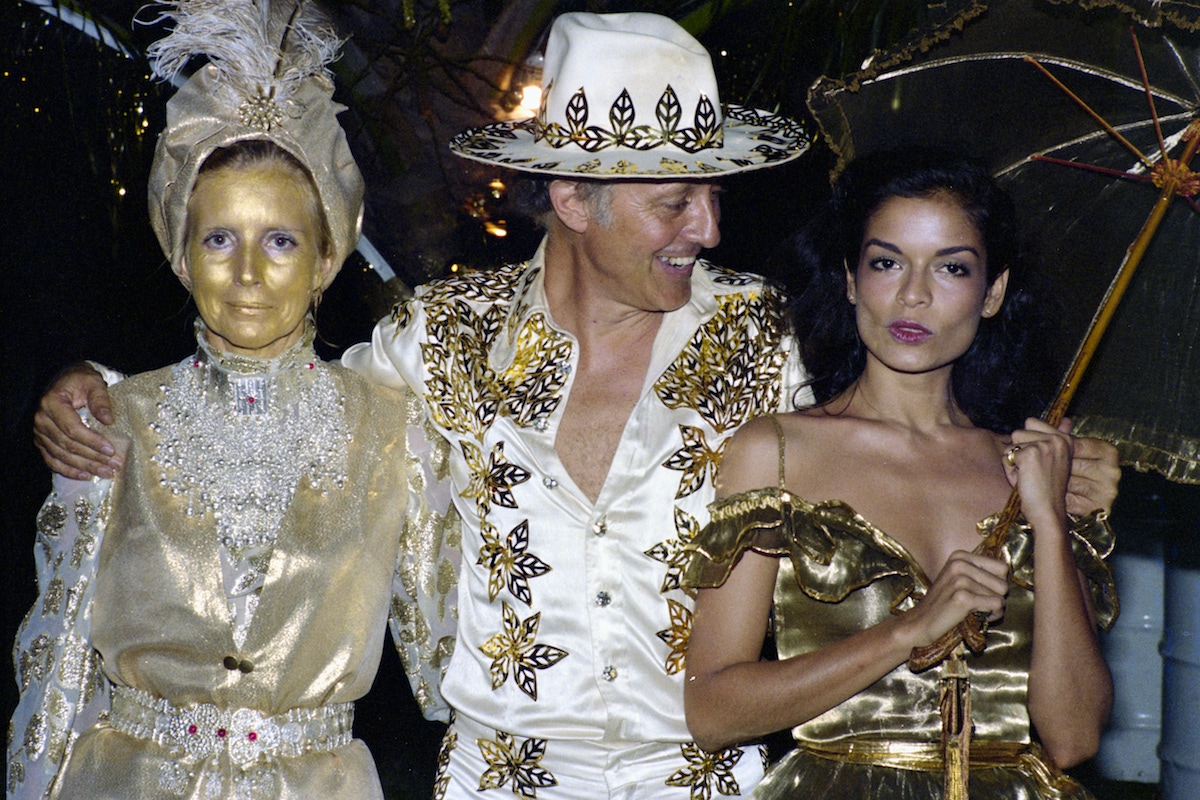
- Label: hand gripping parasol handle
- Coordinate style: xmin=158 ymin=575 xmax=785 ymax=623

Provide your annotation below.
xmin=909 ymin=165 xmax=1189 ymax=673
xmin=909 ymin=489 xmax=1021 ymax=672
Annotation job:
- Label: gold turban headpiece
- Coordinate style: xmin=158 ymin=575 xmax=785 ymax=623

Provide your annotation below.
xmin=145 ymin=0 xmax=364 ymax=289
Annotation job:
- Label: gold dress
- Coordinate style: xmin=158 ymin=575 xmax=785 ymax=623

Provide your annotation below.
xmin=685 ymin=478 xmax=1118 ymax=799
xmin=9 ymin=330 xmax=455 ymax=800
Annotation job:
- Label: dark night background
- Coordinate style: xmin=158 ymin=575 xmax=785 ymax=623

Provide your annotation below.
xmin=3 ymin=1 xmax=1195 ymax=798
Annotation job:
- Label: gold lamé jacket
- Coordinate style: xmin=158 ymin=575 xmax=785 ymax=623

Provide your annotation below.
xmin=685 ymin=487 xmax=1118 ymax=800
xmin=8 ymin=358 xmax=457 ymax=800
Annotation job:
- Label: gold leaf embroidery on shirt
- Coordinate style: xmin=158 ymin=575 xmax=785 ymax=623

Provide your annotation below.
xmin=476 ymin=730 xmax=559 ymax=798
xmin=479 ymin=602 xmax=567 ymax=700
xmin=7 ymin=757 xmax=26 ymax=794
xmin=44 ymin=688 xmax=72 ymax=764
xmin=423 ymin=299 xmax=505 ymax=438
xmin=666 ymin=741 xmax=744 ymax=800
xmin=418 ymin=265 xmax=575 ymax=448
xmin=57 ymin=633 xmax=95 ymax=693
xmin=461 ymin=441 xmax=532 ymax=519
xmin=64 ymin=577 xmax=88 ymax=627
xmin=653 ymin=292 xmax=788 ymax=433
xmin=419 ymin=264 xmax=575 ymax=440
xmin=662 ymin=425 xmax=726 ymax=500
xmin=479 ymin=520 xmax=551 ymax=605
xmin=656 ymin=598 xmax=692 ymax=675
xmin=494 ymin=314 xmax=572 ymax=427
xmin=391 ymin=299 xmax=413 ymax=330
xmin=709 ymin=265 xmax=759 ymax=287
xmin=433 ymin=724 xmax=457 ymax=800
xmin=424 ymin=263 xmax=525 ymax=306
xmin=645 ymin=506 xmax=699 ymax=594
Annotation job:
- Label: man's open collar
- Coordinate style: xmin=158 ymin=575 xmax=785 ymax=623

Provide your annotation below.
xmin=490 ymin=238 xmax=733 ymax=373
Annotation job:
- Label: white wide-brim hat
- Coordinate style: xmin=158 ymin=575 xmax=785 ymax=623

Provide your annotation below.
xmin=450 ymin=12 xmax=810 ymax=178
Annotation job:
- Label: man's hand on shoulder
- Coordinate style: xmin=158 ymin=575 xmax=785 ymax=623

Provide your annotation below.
xmin=1060 ymin=419 xmax=1121 ymax=516
xmin=34 ymin=363 xmax=122 ymax=480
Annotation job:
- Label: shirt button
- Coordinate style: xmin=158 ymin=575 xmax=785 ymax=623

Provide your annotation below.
xmin=595 ymin=591 xmax=611 ymax=607
xmin=602 ymin=666 xmax=618 ymax=681
xmin=592 ymin=519 xmax=607 ymax=536
xmin=543 ymin=477 xmax=558 ymax=489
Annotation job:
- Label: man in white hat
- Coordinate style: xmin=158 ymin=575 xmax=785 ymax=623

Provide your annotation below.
xmin=345 ymin=13 xmax=809 ymax=796
xmin=36 ymin=11 xmax=1119 ymax=799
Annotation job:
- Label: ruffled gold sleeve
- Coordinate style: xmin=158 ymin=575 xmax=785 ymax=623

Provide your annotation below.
xmin=685 ymin=491 xmax=1118 ymax=632
xmin=1004 ymin=510 xmax=1119 ymax=632
xmin=683 ymin=487 xmax=916 ymax=609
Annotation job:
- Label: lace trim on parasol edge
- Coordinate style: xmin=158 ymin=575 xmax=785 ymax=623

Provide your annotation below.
xmin=1074 ymin=414 xmax=1200 ymax=484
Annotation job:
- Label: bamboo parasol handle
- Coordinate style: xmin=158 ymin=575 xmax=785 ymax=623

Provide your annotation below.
xmin=908 ymin=161 xmax=1189 ymax=672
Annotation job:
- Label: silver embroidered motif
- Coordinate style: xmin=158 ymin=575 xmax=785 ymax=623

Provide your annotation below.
xmin=151 ymin=324 xmax=350 ymax=556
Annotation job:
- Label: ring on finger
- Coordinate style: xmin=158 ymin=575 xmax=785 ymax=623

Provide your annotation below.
xmin=1005 ymin=444 xmax=1024 ymax=468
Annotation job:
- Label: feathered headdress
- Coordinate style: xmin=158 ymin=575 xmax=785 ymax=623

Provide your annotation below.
xmin=144 ymin=0 xmax=364 ymax=287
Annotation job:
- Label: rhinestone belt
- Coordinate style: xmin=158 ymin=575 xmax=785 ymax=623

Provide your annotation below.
xmin=109 ymin=685 xmax=354 ymax=768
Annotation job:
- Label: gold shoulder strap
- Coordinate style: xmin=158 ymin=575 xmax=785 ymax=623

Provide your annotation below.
xmin=766 ymin=414 xmax=786 ymax=489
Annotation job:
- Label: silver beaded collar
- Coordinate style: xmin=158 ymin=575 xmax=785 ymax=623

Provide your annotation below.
xmin=151 ymin=320 xmax=351 ymax=557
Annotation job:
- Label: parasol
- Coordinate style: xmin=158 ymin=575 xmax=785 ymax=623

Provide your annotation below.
xmin=1061 ymin=0 xmax=1200 ymax=31
xmin=810 ymin=0 xmax=1200 ymax=483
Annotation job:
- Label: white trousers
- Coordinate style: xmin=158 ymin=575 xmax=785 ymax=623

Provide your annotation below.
xmin=434 ymin=712 xmax=766 ymax=800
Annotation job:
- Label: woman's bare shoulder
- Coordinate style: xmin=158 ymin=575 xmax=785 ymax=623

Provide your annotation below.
xmin=717 ymin=413 xmax=839 ymax=498
xmin=716 ymin=416 xmax=788 ymax=497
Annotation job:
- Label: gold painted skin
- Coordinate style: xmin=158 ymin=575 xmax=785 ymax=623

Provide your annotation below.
xmin=181 ymin=163 xmax=333 ymax=360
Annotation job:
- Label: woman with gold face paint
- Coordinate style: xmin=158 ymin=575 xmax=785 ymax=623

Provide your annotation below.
xmin=6 ymin=4 xmax=454 ymax=799
xmin=182 ymin=149 xmax=336 ymax=361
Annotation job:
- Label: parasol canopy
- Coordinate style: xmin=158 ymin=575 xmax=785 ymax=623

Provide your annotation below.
xmin=810 ymin=0 xmax=1200 ymax=484
xmin=1062 ymin=0 xmax=1200 ymax=31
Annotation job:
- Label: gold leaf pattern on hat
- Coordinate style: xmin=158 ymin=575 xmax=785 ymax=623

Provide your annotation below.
xmin=533 ymin=82 xmax=724 ymax=155
xmin=450 ymin=11 xmax=809 ymax=178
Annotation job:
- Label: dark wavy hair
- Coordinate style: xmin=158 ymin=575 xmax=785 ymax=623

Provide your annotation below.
xmin=782 ymin=147 xmax=1059 ymax=433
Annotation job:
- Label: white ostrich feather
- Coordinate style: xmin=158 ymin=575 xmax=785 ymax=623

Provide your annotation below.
xmin=144 ymin=0 xmax=342 ymax=107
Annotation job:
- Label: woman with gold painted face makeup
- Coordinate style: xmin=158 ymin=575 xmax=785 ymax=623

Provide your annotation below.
xmin=7 ymin=4 xmax=453 ymax=799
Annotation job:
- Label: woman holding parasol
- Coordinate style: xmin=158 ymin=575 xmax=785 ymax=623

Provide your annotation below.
xmin=7 ymin=2 xmax=452 ymax=798
xmin=683 ymin=148 xmax=1117 ymax=799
